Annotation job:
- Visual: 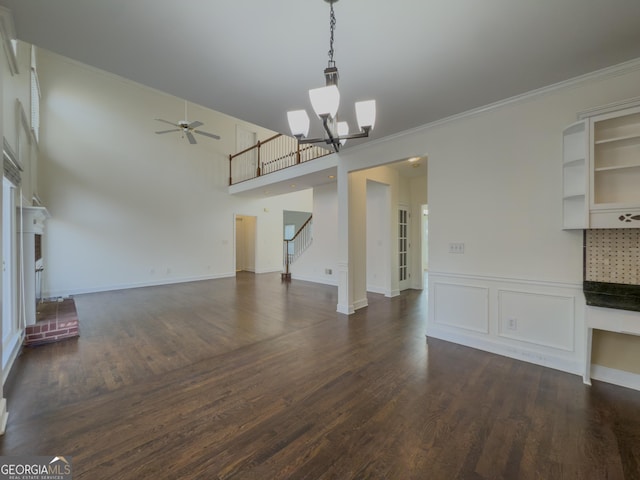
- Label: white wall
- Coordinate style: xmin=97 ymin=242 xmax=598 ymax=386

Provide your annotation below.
xmin=291 ymin=182 xmax=338 ymax=285
xmin=335 ymin=60 xmax=640 ymax=376
xmin=410 ymin=174 xmax=428 ymax=289
xmin=2 ymin=40 xmax=35 ymax=201
xmin=0 ymin=12 xmax=35 ymax=428
xmin=283 ymin=210 xmax=311 ymax=236
xmin=295 ymin=165 xmax=426 ymax=303
xmin=37 ymin=49 xmax=312 ymax=297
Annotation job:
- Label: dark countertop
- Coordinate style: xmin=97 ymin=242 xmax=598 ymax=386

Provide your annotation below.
xmin=584 ymin=281 xmax=640 ymax=313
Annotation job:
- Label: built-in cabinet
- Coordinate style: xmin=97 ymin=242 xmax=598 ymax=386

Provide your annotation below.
xmin=562 ymin=121 xmax=588 ymax=229
xmin=562 ymin=104 xmax=640 ymax=229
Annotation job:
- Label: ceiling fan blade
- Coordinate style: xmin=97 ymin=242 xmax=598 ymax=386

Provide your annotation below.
xmin=155 ymin=129 xmax=181 ymax=134
xmin=188 ymin=120 xmax=203 ymax=129
xmin=155 ymin=118 xmax=179 ymax=127
xmin=186 ymin=131 xmax=197 ymax=144
xmin=194 ymin=130 xmax=221 ymax=140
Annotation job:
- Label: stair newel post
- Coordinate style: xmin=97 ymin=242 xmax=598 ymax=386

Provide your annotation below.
xmin=256 ymin=140 xmax=262 ymax=177
xmin=282 ymin=239 xmax=291 ymax=281
xmin=228 ymin=154 xmax=233 ymax=186
xmin=296 ymin=139 xmax=301 ymax=165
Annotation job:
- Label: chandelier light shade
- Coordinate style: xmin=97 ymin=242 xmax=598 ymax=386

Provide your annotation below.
xmin=309 ymin=85 xmax=340 ymax=119
xmin=286 ymin=0 xmax=376 ymax=152
xmin=355 ymin=100 xmax=376 ymax=132
xmin=287 ymin=110 xmax=311 ymax=138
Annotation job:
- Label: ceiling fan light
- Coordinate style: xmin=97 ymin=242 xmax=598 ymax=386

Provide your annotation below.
xmin=309 ymin=85 xmax=340 ymax=119
xmin=287 ymin=110 xmax=310 ymax=138
xmin=337 ymin=121 xmax=349 ymax=146
xmin=355 ymin=100 xmax=376 ymax=131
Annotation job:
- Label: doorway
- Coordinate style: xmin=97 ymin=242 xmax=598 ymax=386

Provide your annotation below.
xmin=398 ymin=204 xmax=411 ymax=292
xmin=235 ymin=215 xmax=257 ymax=272
xmin=366 ymin=180 xmax=391 ymax=295
xmin=422 ymin=204 xmax=428 ymax=289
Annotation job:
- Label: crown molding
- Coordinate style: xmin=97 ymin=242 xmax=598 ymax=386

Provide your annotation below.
xmin=0 ymin=6 xmax=19 ymax=75
xmin=578 ymin=95 xmax=640 ymax=120
xmin=344 ymin=56 xmax=640 ymax=157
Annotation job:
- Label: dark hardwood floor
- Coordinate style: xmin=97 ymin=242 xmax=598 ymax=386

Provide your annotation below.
xmin=1 ymin=272 xmax=640 ymax=479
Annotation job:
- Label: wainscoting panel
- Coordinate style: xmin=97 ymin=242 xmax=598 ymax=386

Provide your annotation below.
xmin=427 ymin=272 xmax=585 ymax=376
xmin=433 ymin=282 xmax=489 ymax=333
xmin=498 ymin=290 xmax=575 ymax=351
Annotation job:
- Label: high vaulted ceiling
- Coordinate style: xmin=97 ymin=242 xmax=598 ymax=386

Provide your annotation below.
xmin=3 ymin=0 xmax=640 ymax=149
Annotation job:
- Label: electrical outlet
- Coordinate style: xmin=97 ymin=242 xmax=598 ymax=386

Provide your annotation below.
xmin=449 ymin=242 xmax=465 ymax=254
xmin=507 ymin=318 xmax=517 ymax=330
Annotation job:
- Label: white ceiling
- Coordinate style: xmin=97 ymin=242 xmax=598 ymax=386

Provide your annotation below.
xmin=3 ymin=0 xmax=640 ymax=149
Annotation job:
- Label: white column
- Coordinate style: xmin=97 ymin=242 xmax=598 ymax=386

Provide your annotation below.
xmin=336 ymin=159 xmax=354 ymax=314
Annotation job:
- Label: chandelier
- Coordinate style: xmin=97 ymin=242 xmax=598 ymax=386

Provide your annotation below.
xmin=287 ymin=0 xmax=376 ymax=152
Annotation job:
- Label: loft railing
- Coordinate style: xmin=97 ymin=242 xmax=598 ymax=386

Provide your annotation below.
xmin=282 ymin=215 xmax=313 ymax=280
xmin=229 ymin=134 xmax=331 ymax=185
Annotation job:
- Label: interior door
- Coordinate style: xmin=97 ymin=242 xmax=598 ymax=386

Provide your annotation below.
xmin=398 ymin=206 xmax=410 ymax=291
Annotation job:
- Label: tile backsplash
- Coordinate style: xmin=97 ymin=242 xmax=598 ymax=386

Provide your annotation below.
xmin=585 ymin=229 xmax=640 ymax=284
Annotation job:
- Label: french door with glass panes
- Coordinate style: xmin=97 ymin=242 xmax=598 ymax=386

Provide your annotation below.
xmin=399 ymin=206 xmax=410 ymax=291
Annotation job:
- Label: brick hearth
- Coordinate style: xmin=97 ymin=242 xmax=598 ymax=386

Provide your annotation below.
xmin=24 ymin=298 xmax=80 ymax=347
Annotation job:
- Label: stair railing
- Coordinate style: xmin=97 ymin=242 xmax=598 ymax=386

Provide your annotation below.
xmin=229 ymin=135 xmax=330 ymax=185
xmin=282 ymin=215 xmax=313 ymax=280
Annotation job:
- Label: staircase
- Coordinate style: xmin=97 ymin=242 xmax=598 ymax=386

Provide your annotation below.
xmin=282 ymin=215 xmax=312 ymax=280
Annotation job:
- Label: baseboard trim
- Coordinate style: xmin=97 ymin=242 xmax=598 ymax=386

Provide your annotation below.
xmin=45 ymin=272 xmax=237 ymax=298
xmin=426 ymin=327 xmax=582 ymax=376
xmin=367 ymin=285 xmax=386 ymax=295
xmin=2 ymin=331 xmax=23 ymax=386
xmin=291 ymin=273 xmax=338 ymax=287
xmin=0 ymin=398 xmax=7 ymax=435
xmin=336 ymin=303 xmax=354 ymax=315
xmin=354 ymin=298 xmax=368 ymax=310
xmin=590 ymin=364 xmax=640 ymax=391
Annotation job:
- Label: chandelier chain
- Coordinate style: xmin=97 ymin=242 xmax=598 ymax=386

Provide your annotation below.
xmin=328 ymin=2 xmax=336 ymax=66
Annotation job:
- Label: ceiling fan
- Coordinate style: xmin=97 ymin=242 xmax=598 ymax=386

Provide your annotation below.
xmin=155 ymin=101 xmax=221 ymax=144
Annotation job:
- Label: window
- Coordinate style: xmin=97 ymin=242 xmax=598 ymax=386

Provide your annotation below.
xmin=30 ymin=46 xmax=40 ymax=142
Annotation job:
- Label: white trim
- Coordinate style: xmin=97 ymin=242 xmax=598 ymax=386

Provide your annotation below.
xmin=591 ymin=364 xmax=640 ymax=392
xmin=366 ymin=285 xmax=387 ymax=295
xmin=433 ymin=282 xmax=490 ymax=334
xmin=342 ymin=57 xmax=640 ymax=157
xmin=0 ymin=7 xmax=18 ymax=76
xmin=426 ymin=329 xmax=583 ymax=376
xmin=0 ymin=398 xmax=8 ymax=435
xmin=427 ymin=272 xmax=585 ymax=375
xmin=254 ymin=267 xmax=281 ymax=274
xmin=37 ymin=48 xmax=269 ymax=128
xmin=496 ymin=289 xmax=576 ymax=352
xmin=291 ymin=273 xmax=338 ymax=287
xmin=18 ymin=100 xmax=34 ymax=143
xmin=578 ymin=96 xmax=640 ymax=120
xmin=2 ymin=137 xmax=20 ymax=172
xmin=44 ymin=272 xmax=236 ymax=298
xmin=353 ymin=297 xmax=368 ymax=310
xmin=2 ymin=330 xmax=22 ymax=386
xmin=428 ymin=270 xmax=582 ymax=290
xmin=336 ymin=303 xmax=354 ymax=315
